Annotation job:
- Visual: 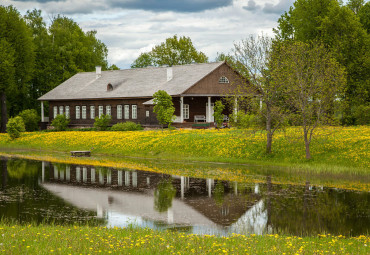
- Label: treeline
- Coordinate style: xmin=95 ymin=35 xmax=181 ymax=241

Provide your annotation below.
xmin=216 ymin=0 xmax=369 ymax=126
xmin=0 ymin=6 xmax=110 ymax=131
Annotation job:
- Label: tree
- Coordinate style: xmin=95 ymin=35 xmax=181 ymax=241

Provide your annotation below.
xmin=270 ymin=41 xmax=346 ymax=159
xmin=131 ymin=35 xmax=208 ymax=68
xmin=0 ymin=6 xmax=35 ymax=132
xmin=6 ymin=116 xmax=26 ymax=140
xmin=19 ymin=109 xmax=39 ymax=131
xmin=213 ymin=100 xmax=225 ymax=129
xmin=358 ymin=2 xmax=370 ymax=33
xmin=274 ymin=0 xmax=370 ymax=125
xmin=347 ymin=0 xmax=364 ymax=14
xmin=153 ymin=90 xmax=175 ymax=130
xmin=233 ymin=34 xmax=287 ymax=154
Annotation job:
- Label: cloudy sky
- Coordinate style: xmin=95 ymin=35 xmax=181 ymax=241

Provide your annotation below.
xmin=3 ymin=0 xmax=295 ymax=69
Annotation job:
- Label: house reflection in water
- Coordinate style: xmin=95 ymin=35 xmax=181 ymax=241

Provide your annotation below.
xmin=40 ymin=162 xmax=269 ymax=236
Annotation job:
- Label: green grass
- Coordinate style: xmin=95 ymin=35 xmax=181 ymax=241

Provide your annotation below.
xmin=0 ymin=126 xmax=369 ymax=174
xmin=0 ymin=224 xmax=368 ymax=254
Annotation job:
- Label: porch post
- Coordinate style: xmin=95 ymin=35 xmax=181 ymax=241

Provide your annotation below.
xmin=41 ymin=101 xmax=44 ymax=122
xmin=180 ymin=96 xmax=184 ymax=123
xmin=234 ymin=97 xmax=238 ymax=122
xmin=207 ymin=96 xmax=211 ymax=122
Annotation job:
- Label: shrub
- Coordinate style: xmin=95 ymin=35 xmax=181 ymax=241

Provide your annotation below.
xmin=6 ymin=116 xmax=26 ymax=140
xmin=94 ymin=114 xmax=111 ymax=131
xmin=19 ymin=109 xmax=39 ymax=131
xmin=111 ymin=121 xmax=143 ymax=131
xmin=353 ymin=105 xmax=370 ymax=125
xmin=229 ymin=112 xmax=262 ymax=129
xmin=51 ymin=114 xmax=70 ymax=131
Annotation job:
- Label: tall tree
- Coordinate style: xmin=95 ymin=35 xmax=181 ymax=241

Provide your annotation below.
xmin=233 ymin=34 xmax=287 ymax=154
xmin=358 ymin=1 xmax=370 ymax=33
xmin=131 ymin=35 xmax=208 ymax=68
xmin=0 ymin=6 xmax=34 ymax=132
xmin=270 ymin=41 xmax=346 ymax=159
xmin=347 ymin=0 xmax=365 ymax=14
xmin=274 ymin=0 xmax=370 ymax=124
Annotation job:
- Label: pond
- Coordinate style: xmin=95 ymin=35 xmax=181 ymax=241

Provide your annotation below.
xmin=0 ymin=157 xmax=369 ymax=237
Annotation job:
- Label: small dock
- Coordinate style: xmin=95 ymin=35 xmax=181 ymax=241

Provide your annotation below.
xmin=71 ymin=151 xmax=91 ymax=157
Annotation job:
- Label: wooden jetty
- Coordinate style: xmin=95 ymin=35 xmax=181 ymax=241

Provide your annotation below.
xmin=71 ymin=151 xmax=91 ymax=157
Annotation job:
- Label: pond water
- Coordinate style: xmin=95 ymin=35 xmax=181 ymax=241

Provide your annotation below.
xmin=0 ymin=157 xmax=369 ymax=236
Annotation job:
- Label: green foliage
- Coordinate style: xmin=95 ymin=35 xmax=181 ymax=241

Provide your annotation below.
xmin=154 ymin=179 xmax=176 ymax=213
xmin=0 ymin=5 xmax=34 ymax=126
xmin=274 ymin=0 xmax=370 ymax=124
xmin=19 ymin=109 xmax=39 ymax=131
xmin=153 ymin=90 xmax=175 ymax=128
xmin=352 ymin=105 xmax=370 ymax=125
xmin=94 ymin=114 xmax=111 ymax=131
xmin=229 ymin=112 xmax=262 ymax=129
xmin=213 ymin=100 xmax=225 ymax=129
xmin=51 ymin=114 xmax=70 ymax=131
xmin=111 ymin=121 xmax=143 ymax=131
xmin=6 ymin=116 xmax=26 ymax=140
xmin=131 ymin=35 xmax=208 ymax=68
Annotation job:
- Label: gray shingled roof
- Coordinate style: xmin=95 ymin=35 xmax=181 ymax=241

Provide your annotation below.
xmin=38 ymin=62 xmax=225 ymax=101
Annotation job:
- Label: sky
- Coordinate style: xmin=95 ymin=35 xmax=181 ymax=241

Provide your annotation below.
xmin=3 ymin=0 xmax=295 ymax=69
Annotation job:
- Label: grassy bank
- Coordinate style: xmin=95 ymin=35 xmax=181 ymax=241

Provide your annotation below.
xmin=1 ymin=150 xmax=369 ymax=192
xmin=1 ymin=224 xmax=368 ymax=254
xmin=0 ymin=126 xmax=369 ymax=173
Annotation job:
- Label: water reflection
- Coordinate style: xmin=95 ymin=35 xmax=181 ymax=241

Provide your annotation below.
xmin=0 ymin=157 xmax=369 ymax=236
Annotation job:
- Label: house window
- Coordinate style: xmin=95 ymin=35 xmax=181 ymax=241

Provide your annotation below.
xmin=132 ymin=105 xmax=137 ymax=119
xmin=53 ymin=106 xmax=57 ymax=118
xmin=59 ymin=106 xmax=63 ymax=115
xmin=90 ymin=106 xmax=95 ymax=119
xmin=76 ymin=106 xmax=80 ymax=119
xmin=82 ymin=106 xmax=87 ymax=119
xmin=117 ymin=105 xmax=122 ymax=119
xmin=124 ymin=105 xmax=130 ymax=119
xmin=99 ymin=106 xmax=103 ymax=117
xmin=146 ymin=110 xmax=149 ymax=117
xmin=218 ymin=76 xmax=230 ymax=84
xmin=65 ymin=106 xmax=70 ymax=118
xmin=183 ymin=104 xmax=189 ymax=119
xmin=106 ymin=105 xmax=111 ymax=116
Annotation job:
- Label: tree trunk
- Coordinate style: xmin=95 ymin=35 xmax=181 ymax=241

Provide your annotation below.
xmin=1 ymin=92 xmax=7 ymax=133
xmin=266 ymin=112 xmax=272 ymax=154
xmin=304 ymin=130 xmax=311 ymax=159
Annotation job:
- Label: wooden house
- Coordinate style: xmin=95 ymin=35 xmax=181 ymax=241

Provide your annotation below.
xmin=38 ymin=61 xmax=247 ymax=128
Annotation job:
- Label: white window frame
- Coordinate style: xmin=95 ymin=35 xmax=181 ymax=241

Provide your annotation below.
xmin=218 ymin=76 xmax=230 ymax=84
xmin=183 ymin=104 xmax=189 ymax=119
xmin=106 ymin=105 xmax=111 ymax=116
xmin=75 ymin=106 xmax=80 ymax=119
xmin=82 ymin=106 xmax=87 ymax=119
xmin=53 ymin=106 xmax=57 ymax=118
xmin=124 ymin=105 xmax=130 ymax=119
xmin=59 ymin=106 xmax=64 ymax=115
xmin=65 ymin=106 xmax=70 ymax=118
xmin=146 ymin=110 xmax=150 ymax=117
xmin=132 ymin=105 xmax=137 ymax=119
xmin=98 ymin=106 xmax=103 ymax=117
xmin=90 ymin=106 xmax=95 ymax=119
xmin=117 ymin=105 xmax=122 ymax=119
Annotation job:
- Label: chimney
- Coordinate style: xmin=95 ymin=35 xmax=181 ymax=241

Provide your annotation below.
xmin=167 ymin=67 xmax=173 ymax=82
xmin=96 ymin=66 xmax=102 ymax=79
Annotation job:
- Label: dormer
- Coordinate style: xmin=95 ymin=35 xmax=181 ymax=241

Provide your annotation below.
xmin=107 ymin=83 xmax=113 ymax=91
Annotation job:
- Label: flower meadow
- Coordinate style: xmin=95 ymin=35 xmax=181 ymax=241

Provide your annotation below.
xmin=0 ymin=126 xmax=368 ymax=171
xmin=1 ymin=225 xmax=368 ymax=255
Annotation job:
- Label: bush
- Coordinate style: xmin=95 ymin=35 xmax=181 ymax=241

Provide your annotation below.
xmin=229 ymin=112 xmax=262 ymax=129
xmin=51 ymin=114 xmax=70 ymax=131
xmin=94 ymin=114 xmax=111 ymax=131
xmin=19 ymin=109 xmax=39 ymax=131
xmin=111 ymin=121 xmax=143 ymax=131
xmin=353 ymin=105 xmax=370 ymax=125
xmin=6 ymin=116 xmax=26 ymax=140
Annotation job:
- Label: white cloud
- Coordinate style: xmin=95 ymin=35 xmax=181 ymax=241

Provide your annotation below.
xmin=3 ymin=0 xmax=292 ymax=69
